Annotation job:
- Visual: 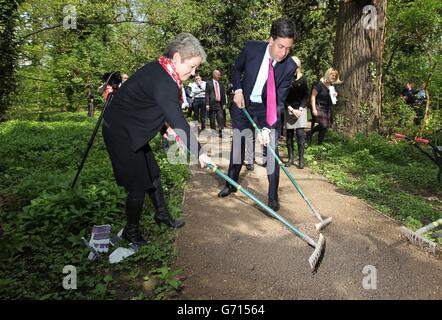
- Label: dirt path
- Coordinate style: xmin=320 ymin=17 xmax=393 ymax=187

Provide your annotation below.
xmin=173 ymin=127 xmax=442 ymax=299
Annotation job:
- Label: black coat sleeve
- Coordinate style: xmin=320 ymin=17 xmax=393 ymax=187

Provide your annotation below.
xmin=231 ymin=43 xmax=248 ymax=91
xmin=152 ymin=77 xmax=201 ymax=157
xmin=205 ymin=81 xmax=211 ymax=106
xmin=299 ymin=76 xmax=309 ymax=109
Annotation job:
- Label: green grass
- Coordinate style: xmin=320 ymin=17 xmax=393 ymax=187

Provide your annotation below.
xmin=0 ymin=112 xmax=190 ymax=299
xmin=298 ymin=130 xmax=441 ymax=244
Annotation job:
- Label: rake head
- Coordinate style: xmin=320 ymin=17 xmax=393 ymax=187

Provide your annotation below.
xmin=315 ymin=217 xmax=333 ymax=232
xmin=308 ymin=233 xmax=326 ymax=272
xmin=401 ymin=226 xmax=438 ymax=254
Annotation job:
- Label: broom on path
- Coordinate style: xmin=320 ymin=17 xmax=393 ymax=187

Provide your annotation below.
xmin=242 ymin=108 xmax=332 ymax=231
xmin=171 ymin=132 xmax=325 ymax=272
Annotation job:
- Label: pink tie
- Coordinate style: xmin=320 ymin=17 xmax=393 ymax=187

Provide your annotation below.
xmin=215 ymin=81 xmax=220 ymax=101
xmin=266 ymin=58 xmax=277 ymax=126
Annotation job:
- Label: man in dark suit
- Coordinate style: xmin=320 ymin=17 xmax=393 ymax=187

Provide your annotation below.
xmin=218 ymin=18 xmax=297 ymax=212
xmin=206 ymin=69 xmax=226 ymax=138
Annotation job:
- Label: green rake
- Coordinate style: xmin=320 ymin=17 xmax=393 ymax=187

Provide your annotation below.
xmin=242 ymin=108 xmax=332 ymax=231
xmin=173 ymin=133 xmax=325 ymax=271
xmin=401 ymin=218 xmax=442 ymax=254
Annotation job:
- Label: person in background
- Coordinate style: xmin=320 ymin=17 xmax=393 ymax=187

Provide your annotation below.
xmin=308 ymin=67 xmax=341 ymax=145
xmin=87 ymin=83 xmax=95 ymax=117
xmin=401 ymin=81 xmax=417 ymax=105
xmin=206 ymin=69 xmax=227 ymax=138
xmin=284 ymin=56 xmax=308 ymax=169
xmin=189 ymin=73 xmax=207 ymax=131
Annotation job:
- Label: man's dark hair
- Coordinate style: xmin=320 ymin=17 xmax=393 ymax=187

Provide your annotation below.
xmin=270 ymin=18 xmax=297 ymax=40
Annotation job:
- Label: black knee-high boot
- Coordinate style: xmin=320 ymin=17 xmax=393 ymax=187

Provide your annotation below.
xmin=285 ymin=129 xmax=294 ymax=167
xmin=318 ymin=127 xmax=327 ymax=145
xmin=296 ymin=128 xmax=305 ymax=169
xmin=123 ymin=191 xmax=149 ymax=246
xmin=149 ymin=177 xmax=185 ymax=228
xmin=307 ymin=123 xmax=319 ymax=142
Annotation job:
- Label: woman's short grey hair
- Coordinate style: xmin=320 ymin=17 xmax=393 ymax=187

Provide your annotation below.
xmin=164 ymin=33 xmax=207 ymax=63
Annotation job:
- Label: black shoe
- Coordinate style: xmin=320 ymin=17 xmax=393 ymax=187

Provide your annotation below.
xmin=298 ymin=160 xmax=304 ymax=169
xmin=268 ymin=199 xmax=280 ymax=212
xmin=245 ymin=163 xmax=254 ymax=171
xmin=155 ymin=211 xmax=185 ymax=228
xmin=285 ymin=158 xmax=294 ymax=167
xmin=218 ymin=185 xmax=236 ymax=197
xmin=122 ymin=224 xmax=149 ymax=247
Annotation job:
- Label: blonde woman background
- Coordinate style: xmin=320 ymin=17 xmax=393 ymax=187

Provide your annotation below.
xmin=308 ymin=68 xmax=341 ymax=144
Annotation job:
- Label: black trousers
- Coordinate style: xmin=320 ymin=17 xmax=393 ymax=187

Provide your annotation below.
xmin=209 ymin=103 xmax=224 ymax=132
xmin=192 ymin=98 xmax=207 ymax=129
xmin=227 ymin=102 xmax=280 ymax=201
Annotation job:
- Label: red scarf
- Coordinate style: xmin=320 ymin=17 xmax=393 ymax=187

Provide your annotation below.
xmin=158 ymin=56 xmax=183 ymax=102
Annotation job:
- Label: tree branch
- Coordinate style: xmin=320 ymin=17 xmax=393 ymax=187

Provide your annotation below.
xmin=20 ymin=20 xmax=153 ymax=40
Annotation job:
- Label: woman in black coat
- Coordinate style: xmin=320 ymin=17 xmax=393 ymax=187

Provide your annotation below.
xmin=284 ymin=56 xmax=309 ymax=168
xmin=102 ymin=33 xmax=211 ymax=247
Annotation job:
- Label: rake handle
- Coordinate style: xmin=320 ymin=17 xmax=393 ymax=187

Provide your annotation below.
xmin=207 ymin=163 xmax=317 ymax=247
xmin=416 ymin=218 xmax=442 ymax=234
xmin=242 ymin=108 xmax=324 ymax=221
xmin=174 ymin=134 xmax=317 ymax=247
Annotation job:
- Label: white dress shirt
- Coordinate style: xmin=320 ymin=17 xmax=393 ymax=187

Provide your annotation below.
xmin=250 ymin=44 xmax=276 ymax=104
xmin=189 ymin=80 xmax=206 ymax=99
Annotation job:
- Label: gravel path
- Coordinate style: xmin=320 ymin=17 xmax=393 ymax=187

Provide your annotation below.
xmin=173 ymin=127 xmax=442 ymax=299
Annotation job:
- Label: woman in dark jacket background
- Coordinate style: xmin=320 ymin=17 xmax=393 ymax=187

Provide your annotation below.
xmin=284 ymin=56 xmax=308 ymax=169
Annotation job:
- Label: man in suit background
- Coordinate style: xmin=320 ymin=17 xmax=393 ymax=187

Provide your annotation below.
xmin=218 ymin=18 xmax=297 ymax=212
xmin=206 ymin=69 xmax=226 ymax=138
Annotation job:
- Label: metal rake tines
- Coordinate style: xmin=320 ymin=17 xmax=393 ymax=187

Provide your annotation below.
xmin=308 ymin=234 xmax=326 ymax=272
xmin=315 ymin=217 xmax=333 ymax=232
xmin=401 ymin=227 xmax=438 ymax=254
xmin=241 ymin=108 xmax=332 ymax=232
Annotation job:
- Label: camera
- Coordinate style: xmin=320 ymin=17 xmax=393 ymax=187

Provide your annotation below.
xmin=102 ymin=71 xmax=122 ymax=88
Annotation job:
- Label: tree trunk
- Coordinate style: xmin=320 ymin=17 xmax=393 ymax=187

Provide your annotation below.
xmin=0 ymin=0 xmax=22 ymax=121
xmin=332 ymin=0 xmax=387 ymax=135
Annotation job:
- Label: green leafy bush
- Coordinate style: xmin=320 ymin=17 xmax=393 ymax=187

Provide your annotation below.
xmin=0 ymin=113 xmax=189 ymax=299
xmin=305 ymin=131 xmax=441 ymax=243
